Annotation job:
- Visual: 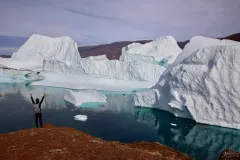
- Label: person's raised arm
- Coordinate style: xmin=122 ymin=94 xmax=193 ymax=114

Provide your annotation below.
xmin=30 ymin=93 xmax=35 ymax=104
xmin=39 ymin=93 xmax=46 ymax=106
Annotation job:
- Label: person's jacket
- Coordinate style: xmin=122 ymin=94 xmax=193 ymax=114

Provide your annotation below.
xmin=31 ymin=96 xmax=45 ymax=113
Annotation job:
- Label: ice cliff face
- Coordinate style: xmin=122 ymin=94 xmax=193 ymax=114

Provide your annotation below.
xmin=120 ymin=36 xmax=182 ymax=64
xmin=12 ymin=34 xmax=81 ymax=62
xmin=0 ymin=65 xmax=44 ymax=84
xmin=43 ymin=59 xmax=166 ymax=82
xmin=135 ymin=45 xmax=240 ymax=129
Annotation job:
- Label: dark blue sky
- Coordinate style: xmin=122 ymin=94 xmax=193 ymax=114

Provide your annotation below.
xmin=0 ymin=0 xmax=239 ymax=54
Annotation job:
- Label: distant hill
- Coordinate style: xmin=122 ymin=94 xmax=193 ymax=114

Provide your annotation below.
xmin=78 ymin=40 xmax=189 ymax=60
xmin=220 ymin=33 xmax=240 ymax=41
xmin=79 ymin=40 xmax=150 ymax=60
xmin=0 ymin=54 xmax=11 ymax=58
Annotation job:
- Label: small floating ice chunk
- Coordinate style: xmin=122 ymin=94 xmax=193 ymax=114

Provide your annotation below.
xmin=74 ymin=115 xmax=88 ymax=121
xmin=170 ymin=123 xmax=177 ymax=126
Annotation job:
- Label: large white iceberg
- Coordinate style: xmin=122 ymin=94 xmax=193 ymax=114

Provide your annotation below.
xmin=0 ymin=34 xmax=81 ymax=70
xmin=135 ymin=44 xmax=240 ymax=129
xmin=0 ymin=64 xmax=44 ymax=84
xmin=12 ymin=34 xmax=80 ymax=62
xmin=0 ymin=34 xmax=176 ymax=91
xmin=164 ymin=36 xmax=240 ymax=74
xmin=120 ymin=36 xmax=182 ymax=64
xmin=64 ymin=89 xmax=107 ymax=106
xmin=43 ymin=59 xmax=165 ymax=82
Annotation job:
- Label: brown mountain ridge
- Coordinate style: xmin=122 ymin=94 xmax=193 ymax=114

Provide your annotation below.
xmin=0 ymin=33 xmax=239 ymax=59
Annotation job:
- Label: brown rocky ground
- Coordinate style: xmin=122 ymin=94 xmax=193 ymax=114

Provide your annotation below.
xmin=0 ymin=124 xmax=192 ymax=160
xmin=219 ymin=150 xmax=240 ymax=160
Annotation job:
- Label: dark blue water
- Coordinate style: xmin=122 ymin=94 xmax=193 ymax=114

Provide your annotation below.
xmin=0 ymin=84 xmax=240 ymax=160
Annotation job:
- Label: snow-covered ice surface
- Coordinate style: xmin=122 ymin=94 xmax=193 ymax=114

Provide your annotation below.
xmin=32 ymin=74 xmax=155 ymax=91
xmin=74 ymin=115 xmax=88 ymax=121
xmin=43 ymin=59 xmax=165 ymax=82
xmin=64 ymin=89 xmax=107 ymax=106
xmin=0 ymin=65 xmax=44 ymax=84
xmin=135 ymin=45 xmax=240 ymax=129
xmin=120 ymin=36 xmax=182 ymax=63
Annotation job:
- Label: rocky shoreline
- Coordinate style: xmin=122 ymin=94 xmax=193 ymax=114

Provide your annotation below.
xmin=0 ymin=124 xmax=192 ymax=160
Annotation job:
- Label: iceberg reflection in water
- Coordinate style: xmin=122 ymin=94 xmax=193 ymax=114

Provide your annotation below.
xmin=135 ymin=107 xmax=240 ymax=160
xmin=0 ymin=84 xmax=239 ymax=160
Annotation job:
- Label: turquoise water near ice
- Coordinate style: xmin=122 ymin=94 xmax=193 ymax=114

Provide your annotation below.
xmin=159 ymin=58 xmax=169 ymax=67
xmin=0 ymin=84 xmax=239 ymax=160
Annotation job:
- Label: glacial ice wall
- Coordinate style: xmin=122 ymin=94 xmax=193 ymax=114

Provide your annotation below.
xmin=135 ymin=45 xmax=240 ymax=129
xmin=120 ymin=36 xmax=182 ymax=63
xmin=43 ymin=59 xmax=166 ymax=82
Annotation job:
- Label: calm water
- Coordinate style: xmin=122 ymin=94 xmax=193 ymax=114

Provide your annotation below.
xmin=0 ymin=84 xmax=240 ymax=160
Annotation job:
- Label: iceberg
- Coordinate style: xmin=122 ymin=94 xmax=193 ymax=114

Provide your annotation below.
xmin=135 ymin=45 xmax=240 ymax=129
xmin=0 ymin=34 xmax=175 ymax=91
xmin=43 ymin=59 xmax=165 ymax=82
xmin=12 ymin=34 xmax=80 ymax=62
xmin=0 ymin=34 xmax=80 ymax=70
xmin=74 ymin=115 xmax=88 ymax=121
xmin=0 ymin=64 xmax=44 ymax=84
xmin=64 ymin=89 xmax=107 ymax=107
xmin=120 ymin=36 xmax=182 ymax=64
xmin=164 ymin=36 xmax=240 ymax=75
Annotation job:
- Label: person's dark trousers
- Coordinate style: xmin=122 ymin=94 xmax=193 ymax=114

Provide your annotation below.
xmin=35 ymin=113 xmax=43 ymax=128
